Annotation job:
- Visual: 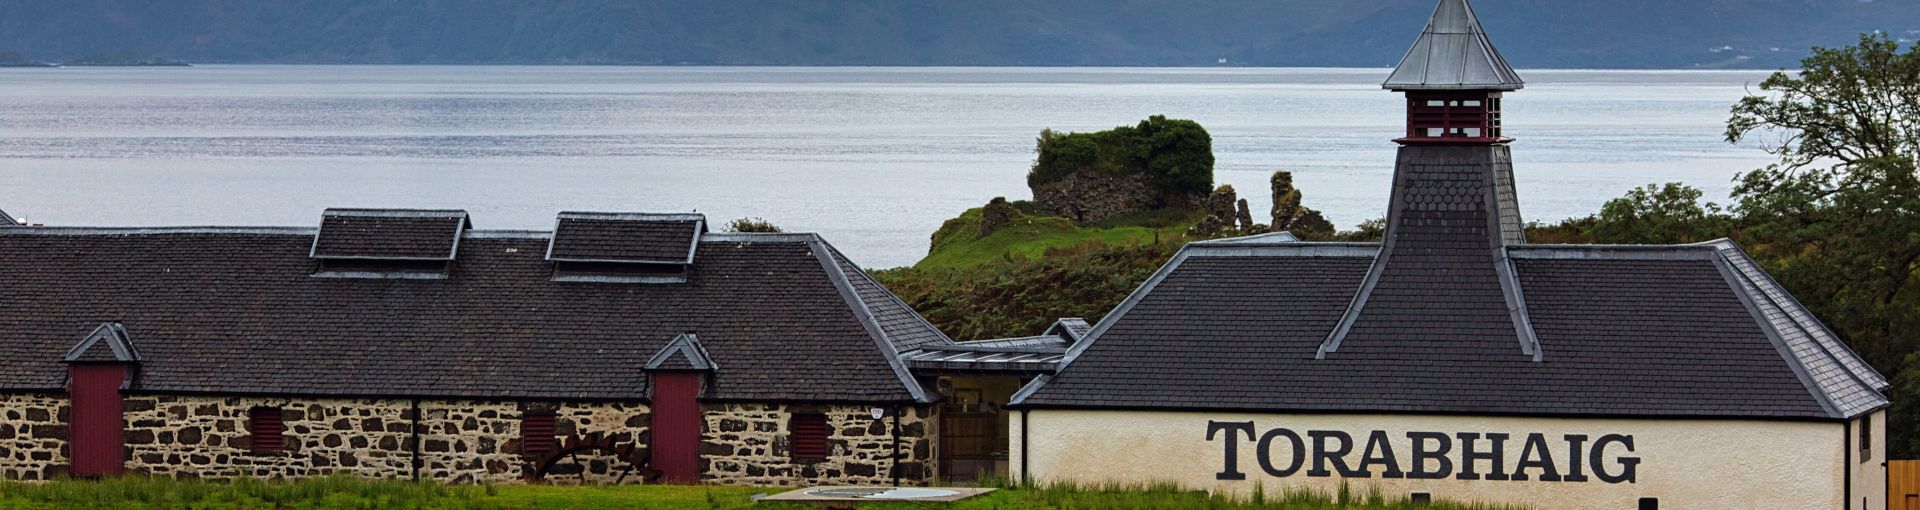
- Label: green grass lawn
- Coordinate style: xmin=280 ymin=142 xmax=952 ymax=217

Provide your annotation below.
xmin=0 ymin=477 xmax=1515 ymax=510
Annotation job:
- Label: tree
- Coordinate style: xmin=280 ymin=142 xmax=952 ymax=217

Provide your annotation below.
xmin=1726 ymin=34 xmax=1920 ymax=456
xmin=724 ymin=217 xmax=783 ymax=233
xmin=1588 ymin=183 xmax=1732 ymax=244
xmin=1027 ymin=116 xmax=1214 ymax=201
xmin=1727 ymin=34 xmax=1920 ymax=174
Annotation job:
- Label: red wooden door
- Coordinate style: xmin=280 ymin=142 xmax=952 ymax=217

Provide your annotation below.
xmin=68 ymin=364 xmax=127 ymax=477
xmin=650 ymin=372 xmax=703 ymax=483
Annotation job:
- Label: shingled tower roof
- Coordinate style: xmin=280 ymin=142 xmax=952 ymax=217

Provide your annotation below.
xmin=1383 ymin=0 xmax=1524 ymax=91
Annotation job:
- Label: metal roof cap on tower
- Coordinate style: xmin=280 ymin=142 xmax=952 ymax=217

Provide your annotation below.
xmin=1383 ymin=0 xmax=1524 ymax=91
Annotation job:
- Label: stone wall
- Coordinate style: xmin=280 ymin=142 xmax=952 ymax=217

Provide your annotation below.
xmin=119 ymin=396 xmax=649 ymax=484
xmin=1030 ymin=169 xmax=1165 ymax=224
xmin=701 ymin=403 xmax=936 ymax=487
xmin=0 ymin=393 xmax=69 ymax=480
xmin=0 ymin=393 xmax=932 ymax=487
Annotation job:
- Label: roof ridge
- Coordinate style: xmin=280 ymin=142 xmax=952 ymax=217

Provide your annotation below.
xmin=809 ymin=238 xmax=933 ymax=404
xmin=701 ymin=232 xmax=823 ymax=243
xmin=824 ymin=243 xmax=956 ymax=348
xmin=557 ymin=211 xmax=706 ymax=221
xmin=323 ymin=208 xmax=467 ymax=214
xmin=1707 ymin=248 xmax=1852 ymax=418
xmin=1186 ymin=243 xmax=1380 ymax=258
xmin=1710 ymin=241 xmax=1888 ymax=395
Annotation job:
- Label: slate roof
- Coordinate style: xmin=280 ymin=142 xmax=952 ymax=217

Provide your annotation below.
xmin=1383 ymin=0 xmax=1524 ymax=91
xmin=0 ymin=209 xmax=16 ymax=227
xmin=1011 ymin=142 xmax=1884 ymax=420
xmin=547 ymin=212 xmax=705 ymax=264
xmin=1012 ymin=0 xmax=1882 ymax=421
xmin=828 ymin=246 xmax=953 ymax=352
xmin=311 ymin=209 xmax=470 ymax=260
xmin=1010 ymin=235 xmax=1889 ymax=421
xmin=900 ymin=318 xmax=1087 ymax=374
xmin=1043 ymin=318 xmax=1093 ymax=342
xmin=0 ymin=223 xmax=940 ymax=404
xmin=1317 ymin=147 xmax=1538 ymax=361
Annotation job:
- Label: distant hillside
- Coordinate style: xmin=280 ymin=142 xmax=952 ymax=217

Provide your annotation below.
xmin=0 ymin=0 xmax=1915 ymax=68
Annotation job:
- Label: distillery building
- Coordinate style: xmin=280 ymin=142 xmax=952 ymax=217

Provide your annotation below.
xmin=1007 ymin=1 xmax=1890 ymax=509
xmin=0 ymin=209 xmax=962 ymax=485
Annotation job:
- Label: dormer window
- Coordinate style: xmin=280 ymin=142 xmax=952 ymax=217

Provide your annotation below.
xmin=309 ymin=209 xmax=470 ymax=279
xmin=546 ymin=212 xmax=705 ymax=283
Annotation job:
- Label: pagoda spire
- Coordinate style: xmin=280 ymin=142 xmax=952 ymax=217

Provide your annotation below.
xmin=1384 ymin=0 xmax=1523 ymax=91
xmin=1384 ymin=0 xmax=1523 ymax=144
xmin=1316 ymin=0 xmax=1539 ymax=362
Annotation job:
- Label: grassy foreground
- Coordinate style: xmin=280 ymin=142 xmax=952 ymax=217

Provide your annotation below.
xmin=0 ymin=477 xmax=1516 ymax=510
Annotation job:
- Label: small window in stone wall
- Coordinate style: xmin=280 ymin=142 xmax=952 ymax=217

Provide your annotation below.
xmin=248 ymin=407 xmax=285 ymax=453
xmin=522 ymin=411 xmax=557 ymax=456
xmin=789 ymin=412 xmax=830 ymax=461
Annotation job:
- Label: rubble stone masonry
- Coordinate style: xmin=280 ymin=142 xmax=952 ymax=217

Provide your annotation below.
xmin=0 ymin=393 xmax=70 ymax=480
xmin=0 ymin=393 xmax=934 ymax=486
xmin=116 ymin=397 xmax=650 ymax=483
xmin=700 ymin=403 xmax=936 ymax=487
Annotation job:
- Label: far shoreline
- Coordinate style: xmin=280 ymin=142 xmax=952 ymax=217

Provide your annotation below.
xmin=0 ymin=63 xmax=1796 ymax=73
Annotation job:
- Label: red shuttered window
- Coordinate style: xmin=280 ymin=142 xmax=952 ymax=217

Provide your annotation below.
xmin=249 ymin=407 xmax=285 ymax=453
xmin=522 ymin=411 xmax=557 ymax=456
xmin=789 ymin=412 xmax=829 ymax=461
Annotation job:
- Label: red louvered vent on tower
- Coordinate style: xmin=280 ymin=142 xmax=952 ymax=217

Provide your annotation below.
xmin=522 ymin=412 xmax=557 ymax=456
xmin=788 ymin=412 xmax=830 ymax=461
xmin=249 ymin=407 xmax=286 ymax=453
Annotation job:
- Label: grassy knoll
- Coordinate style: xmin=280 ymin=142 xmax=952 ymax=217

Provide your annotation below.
xmin=913 ymin=203 xmax=1201 ymax=271
xmin=876 ymin=201 xmax=1205 ymax=340
xmin=0 ymin=477 xmax=1512 ymax=509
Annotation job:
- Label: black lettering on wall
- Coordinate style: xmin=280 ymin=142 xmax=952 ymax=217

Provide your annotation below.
xmin=1511 ymin=432 xmax=1562 ymax=482
xmin=1307 ymin=430 xmax=1364 ymax=477
xmin=1357 ymin=430 xmax=1405 ymax=479
xmin=1256 ymin=428 xmax=1306 ymax=477
xmin=1591 ymin=434 xmax=1638 ymax=484
xmin=1205 ymin=424 xmax=1631 ymax=485
xmin=1407 ymin=432 xmax=1454 ymax=479
xmin=1206 ymin=421 xmax=1256 ymax=480
xmin=1455 ymin=432 xmax=1510 ymax=481
xmin=1562 ymin=434 xmax=1589 ymax=482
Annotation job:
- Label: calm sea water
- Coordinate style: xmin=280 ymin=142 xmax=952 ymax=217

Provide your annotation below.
xmin=0 ymin=66 xmax=1779 ymax=268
